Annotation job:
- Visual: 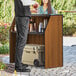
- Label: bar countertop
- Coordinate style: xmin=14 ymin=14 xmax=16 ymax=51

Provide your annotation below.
xmin=30 ymin=14 xmax=63 ymax=17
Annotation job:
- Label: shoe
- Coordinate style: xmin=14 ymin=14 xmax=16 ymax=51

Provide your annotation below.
xmin=15 ymin=68 xmax=30 ymax=72
xmin=15 ymin=63 xmax=28 ymax=69
xmin=21 ymin=63 xmax=28 ymax=67
xmin=15 ymin=65 xmax=26 ymax=70
xmin=15 ymin=65 xmax=30 ymax=72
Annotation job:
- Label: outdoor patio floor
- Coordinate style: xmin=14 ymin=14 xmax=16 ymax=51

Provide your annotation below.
xmin=0 ymin=36 xmax=76 ymax=76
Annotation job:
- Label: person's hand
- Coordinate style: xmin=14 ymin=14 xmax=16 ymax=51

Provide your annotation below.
xmin=30 ymin=2 xmax=40 ymax=14
xmin=33 ymin=2 xmax=39 ymax=9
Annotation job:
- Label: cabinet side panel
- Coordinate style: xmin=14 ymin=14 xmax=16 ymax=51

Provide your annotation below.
xmin=58 ymin=16 xmax=63 ymax=66
xmin=45 ymin=15 xmax=63 ymax=68
xmin=10 ymin=32 xmax=16 ymax=63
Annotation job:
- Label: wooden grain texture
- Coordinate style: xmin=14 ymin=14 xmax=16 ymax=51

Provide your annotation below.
xmin=9 ymin=32 xmax=45 ymax=63
xmin=9 ymin=15 xmax=63 ymax=68
xmin=27 ymin=34 xmax=45 ymax=44
xmin=9 ymin=32 xmax=16 ymax=62
xmin=45 ymin=15 xmax=63 ymax=68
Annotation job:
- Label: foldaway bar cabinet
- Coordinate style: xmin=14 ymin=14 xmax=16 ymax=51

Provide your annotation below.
xmin=9 ymin=14 xmax=63 ymax=68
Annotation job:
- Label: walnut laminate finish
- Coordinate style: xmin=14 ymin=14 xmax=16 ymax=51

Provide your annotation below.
xmin=45 ymin=15 xmax=63 ymax=68
xmin=9 ymin=15 xmax=63 ymax=68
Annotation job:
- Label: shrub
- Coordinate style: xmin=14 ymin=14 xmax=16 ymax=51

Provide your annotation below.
xmin=63 ymin=24 xmax=76 ymax=36
xmin=0 ymin=62 xmax=7 ymax=70
xmin=0 ymin=23 xmax=10 ymax=44
xmin=0 ymin=43 xmax=9 ymax=54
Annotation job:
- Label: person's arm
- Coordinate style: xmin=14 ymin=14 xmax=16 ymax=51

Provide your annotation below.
xmin=21 ymin=0 xmax=36 ymax=6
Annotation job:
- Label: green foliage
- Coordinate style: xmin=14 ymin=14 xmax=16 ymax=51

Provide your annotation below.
xmin=0 ymin=23 xmax=10 ymax=44
xmin=51 ymin=0 xmax=76 ymax=36
xmin=0 ymin=62 xmax=7 ymax=70
xmin=0 ymin=0 xmax=76 ymax=37
xmin=0 ymin=43 xmax=9 ymax=54
xmin=51 ymin=0 xmax=76 ymax=10
xmin=0 ymin=0 xmax=14 ymax=23
xmin=36 ymin=0 xmax=41 ymax=4
xmin=62 ymin=12 xmax=76 ymax=35
xmin=63 ymin=24 xmax=76 ymax=36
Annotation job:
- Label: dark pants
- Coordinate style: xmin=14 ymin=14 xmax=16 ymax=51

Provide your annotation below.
xmin=15 ymin=17 xmax=30 ymax=69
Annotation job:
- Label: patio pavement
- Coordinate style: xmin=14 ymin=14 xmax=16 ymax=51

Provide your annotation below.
xmin=0 ymin=36 xmax=76 ymax=76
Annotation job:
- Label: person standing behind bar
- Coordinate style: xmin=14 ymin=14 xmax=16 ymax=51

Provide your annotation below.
xmin=14 ymin=0 xmax=37 ymax=72
xmin=37 ymin=0 xmax=56 ymax=14
xmin=31 ymin=0 xmax=56 ymax=14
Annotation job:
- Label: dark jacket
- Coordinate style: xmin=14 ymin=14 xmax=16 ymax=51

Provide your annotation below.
xmin=14 ymin=0 xmax=31 ymax=17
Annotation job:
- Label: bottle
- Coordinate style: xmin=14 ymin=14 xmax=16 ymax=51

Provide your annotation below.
xmin=29 ymin=23 xmax=33 ymax=32
xmin=41 ymin=28 xmax=45 ymax=32
xmin=14 ymin=25 xmax=16 ymax=31
xmin=33 ymin=23 xmax=37 ymax=32
xmin=44 ymin=19 xmax=47 ymax=28
xmin=39 ymin=22 xmax=43 ymax=32
xmin=29 ymin=18 xmax=34 ymax=32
